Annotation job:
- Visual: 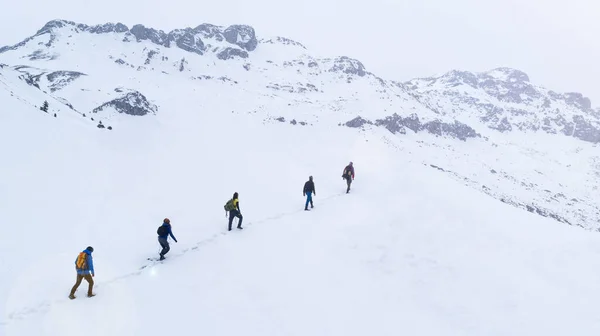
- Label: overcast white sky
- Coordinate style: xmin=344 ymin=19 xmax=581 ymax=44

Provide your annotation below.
xmin=1 ymin=0 xmax=598 ymax=105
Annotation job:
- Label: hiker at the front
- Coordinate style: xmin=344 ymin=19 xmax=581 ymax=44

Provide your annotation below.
xmin=157 ymin=218 xmax=177 ymax=260
xmin=224 ymin=192 xmax=243 ymax=231
xmin=69 ymin=246 xmax=95 ymax=299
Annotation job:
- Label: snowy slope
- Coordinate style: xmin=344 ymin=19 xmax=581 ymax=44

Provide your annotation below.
xmin=2 ymin=94 xmax=600 ymax=335
xmin=0 ymin=19 xmax=598 ymax=230
xmin=1 ymin=20 xmax=600 ymax=334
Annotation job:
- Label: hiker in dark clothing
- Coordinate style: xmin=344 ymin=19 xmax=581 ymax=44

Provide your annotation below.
xmin=158 ymin=218 xmax=177 ymax=260
xmin=69 ymin=246 xmax=95 ymax=299
xmin=303 ymin=176 xmax=316 ymax=210
xmin=342 ymin=162 xmax=355 ymax=193
xmin=228 ymin=192 xmax=243 ymax=231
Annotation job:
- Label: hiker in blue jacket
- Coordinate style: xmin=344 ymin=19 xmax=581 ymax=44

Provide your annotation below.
xmin=157 ymin=218 xmax=177 ymax=260
xmin=69 ymin=246 xmax=95 ymax=299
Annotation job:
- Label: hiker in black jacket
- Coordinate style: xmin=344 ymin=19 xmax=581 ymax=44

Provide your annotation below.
xmin=342 ymin=162 xmax=355 ymax=193
xmin=303 ymin=176 xmax=316 ymax=210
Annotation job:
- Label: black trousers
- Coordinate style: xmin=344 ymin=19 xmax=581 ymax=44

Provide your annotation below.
xmin=158 ymin=237 xmax=170 ymax=256
xmin=229 ymin=210 xmax=243 ymax=230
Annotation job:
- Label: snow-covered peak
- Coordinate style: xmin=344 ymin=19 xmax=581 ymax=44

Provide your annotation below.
xmin=35 ymin=19 xmax=129 ymax=36
xmin=0 ymin=20 xmax=259 ymax=56
xmin=404 ymin=66 xmax=599 ymax=143
xmin=482 ymin=67 xmax=530 ymax=83
xmin=260 ymin=36 xmax=307 ymax=50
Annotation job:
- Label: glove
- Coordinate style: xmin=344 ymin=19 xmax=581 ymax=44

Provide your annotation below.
xmin=303 ymin=193 xmax=306 ymax=196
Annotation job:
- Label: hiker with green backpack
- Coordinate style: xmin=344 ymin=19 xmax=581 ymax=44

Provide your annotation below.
xmin=224 ymin=192 xmax=243 ymax=231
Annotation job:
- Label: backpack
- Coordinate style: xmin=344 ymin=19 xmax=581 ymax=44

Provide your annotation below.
xmin=75 ymin=252 xmax=87 ymax=270
xmin=157 ymin=225 xmax=169 ymax=236
xmin=224 ymin=199 xmax=235 ymax=211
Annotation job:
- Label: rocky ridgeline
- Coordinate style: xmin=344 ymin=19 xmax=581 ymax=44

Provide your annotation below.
xmin=404 ymin=68 xmax=600 ymax=143
xmin=344 ymin=114 xmax=481 ymax=141
xmin=0 ymin=20 xmax=258 ymax=60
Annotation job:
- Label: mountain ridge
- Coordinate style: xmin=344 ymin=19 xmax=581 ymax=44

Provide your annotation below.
xmin=0 ymin=19 xmax=598 ymax=231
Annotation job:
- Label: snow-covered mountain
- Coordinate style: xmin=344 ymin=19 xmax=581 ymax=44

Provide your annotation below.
xmin=405 ymin=68 xmax=600 ymax=143
xmin=1 ymin=19 xmax=597 ymax=232
xmin=2 ymin=19 xmax=600 ymax=336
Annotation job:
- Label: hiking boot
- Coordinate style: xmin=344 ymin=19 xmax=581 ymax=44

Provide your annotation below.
xmin=159 ymin=255 xmax=165 ymax=261
xmin=87 ymin=293 xmax=96 ymax=298
xmin=237 ymin=226 xmax=243 ymax=230
xmin=69 ymin=294 xmax=76 ymax=300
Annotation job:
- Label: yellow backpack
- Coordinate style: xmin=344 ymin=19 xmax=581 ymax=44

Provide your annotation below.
xmin=76 ymin=252 xmax=87 ymax=270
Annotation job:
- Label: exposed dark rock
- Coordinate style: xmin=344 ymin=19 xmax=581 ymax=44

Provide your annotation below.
xmin=194 ymin=24 xmax=224 ymax=41
xmin=86 ymin=23 xmax=129 ymax=34
xmin=345 ymin=116 xmax=372 ymax=128
xmin=564 ymin=92 xmax=592 ymax=110
xmin=178 ymin=58 xmax=187 ymax=72
xmin=400 ymin=113 xmax=421 ymax=132
xmin=347 ymin=113 xmax=482 ymax=141
xmin=217 ymin=47 xmax=249 ymax=60
xmin=327 ymin=56 xmax=366 ymax=77
xmin=130 ymin=24 xmax=168 ymax=46
xmin=144 ymin=50 xmax=159 ymax=65
xmin=167 ymin=29 xmax=205 ymax=55
xmin=27 ymin=50 xmax=55 ymax=60
xmin=92 ymin=91 xmax=157 ymax=116
xmin=46 ymin=71 xmax=86 ymax=92
xmin=572 ymin=115 xmax=600 ymax=143
xmin=18 ymin=73 xmax=40 ymax=89
xmin=223 ymin=25 xmax=258 ymax=51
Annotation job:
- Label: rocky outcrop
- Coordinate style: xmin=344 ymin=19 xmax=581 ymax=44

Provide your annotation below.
xmin=92 ymin=91 xmax=157 ymax=116
xmin=573 ymin=115 xmax=600 ymax=143
xmin=217 ymin=47 xmax=248 ymax=60
xmin=130 ymin=24 xmax=169 ymax=46
xmin=46 ymin=70 xmax=86 ymax=92
xmin=324 ymin=56 xmax=366 ymax=77
xmin=344 ymin=117 xmax=372 ymax=128
xmin=343 ymin=113 xmax=480 ymax=141
xmin=223 ymin=25 xmax=258 ymax=51
xmin=168 ymin=30 xmax=205 ymax=55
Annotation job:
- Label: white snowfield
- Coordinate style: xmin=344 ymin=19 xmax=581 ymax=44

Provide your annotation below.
xmin=1 ymin=19 xmax=600 ymax=336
